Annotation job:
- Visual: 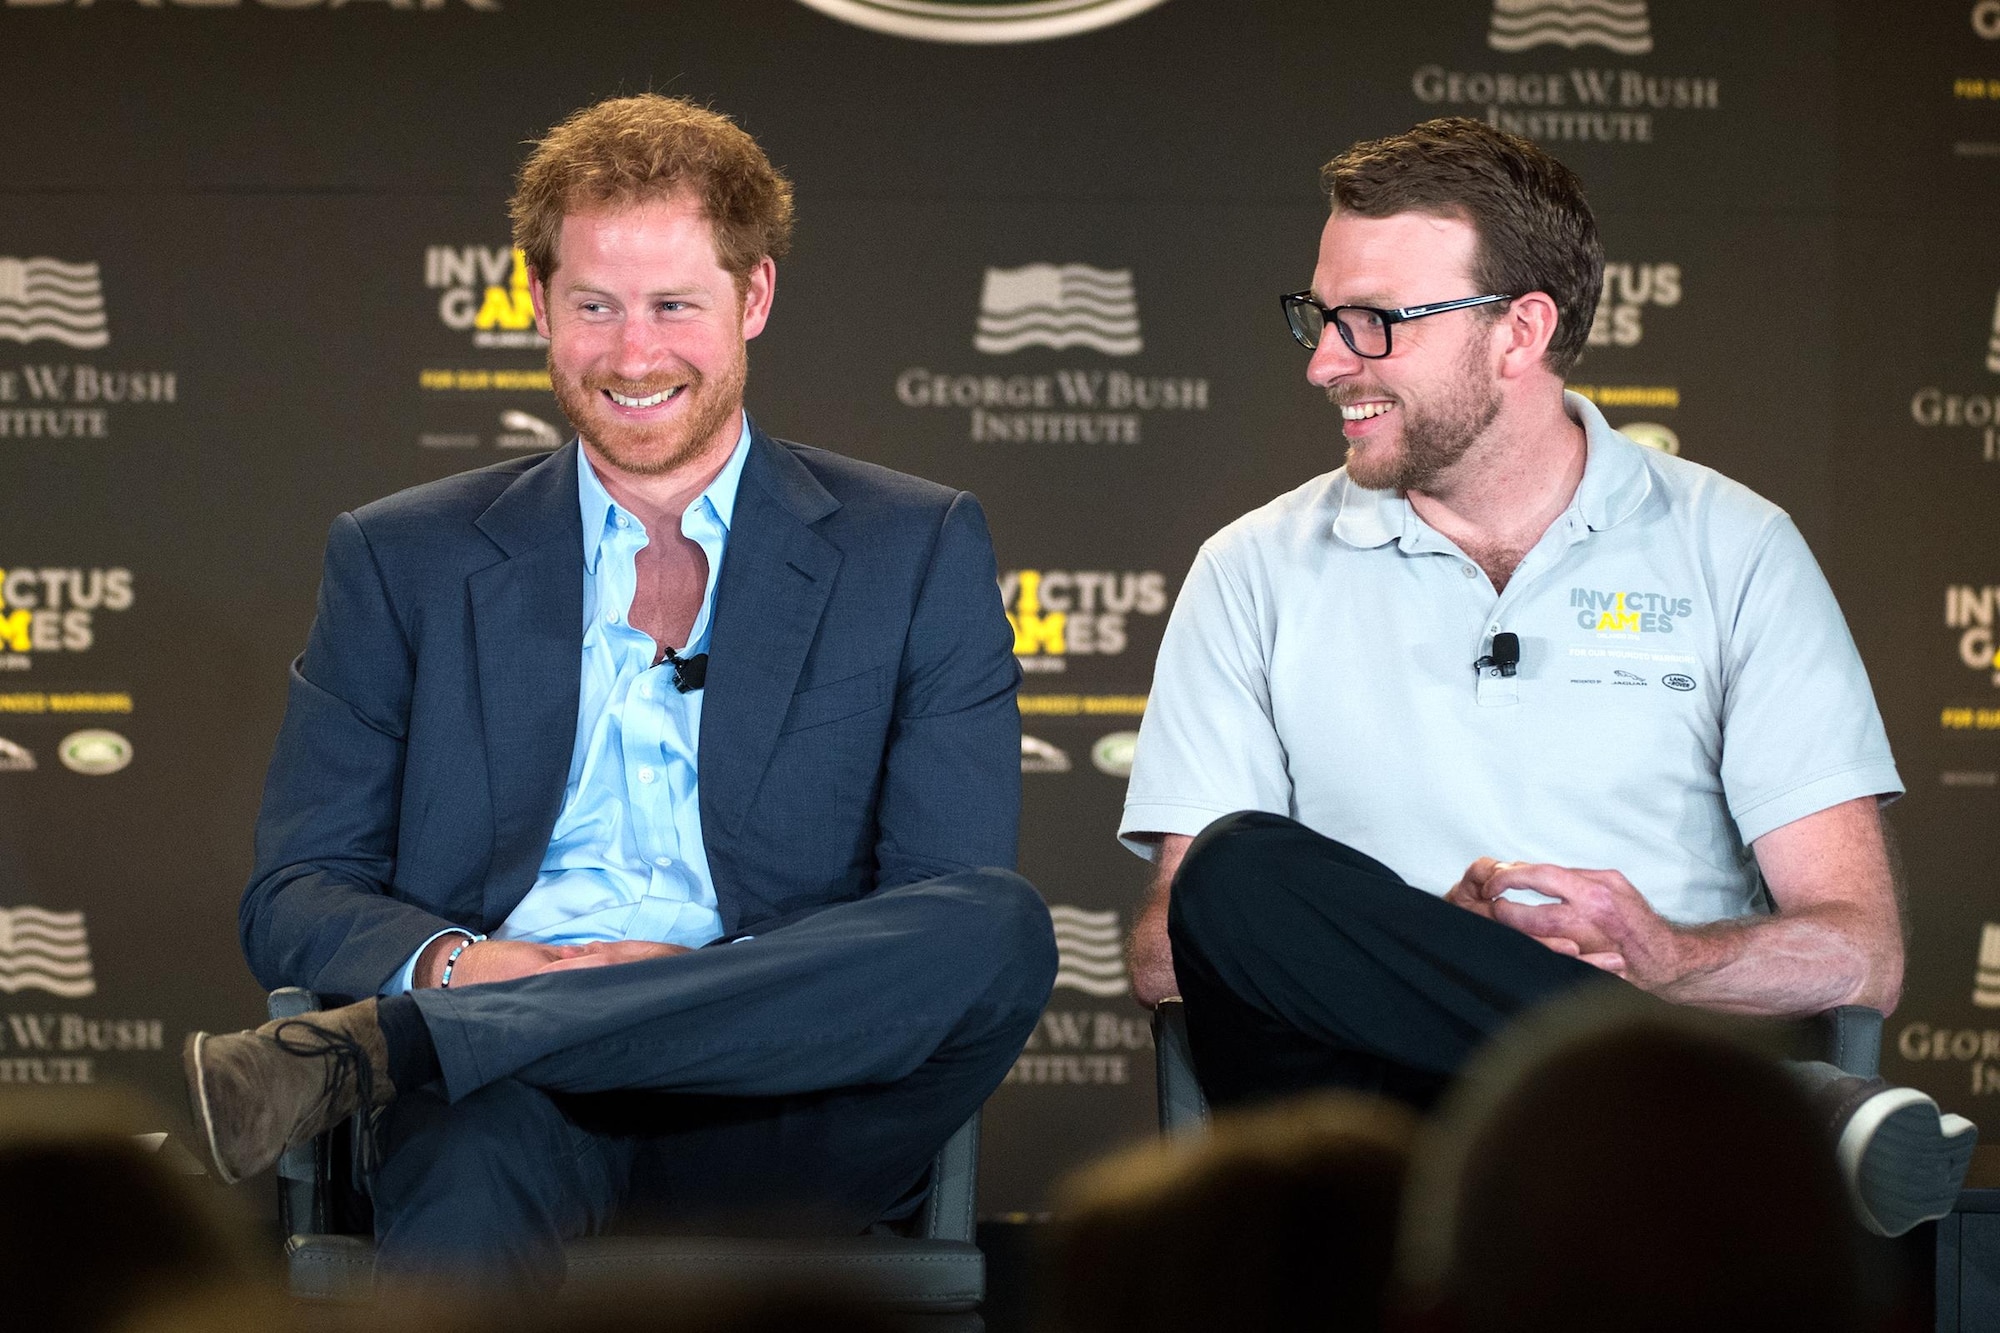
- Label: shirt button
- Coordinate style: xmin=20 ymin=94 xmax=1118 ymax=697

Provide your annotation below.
xmin=605 ymin=610 xmax=620 ymax=624
xmin=654 ymin=856 xmax=672 ymax=868
xmin=1461 ymin=564 xmax=1477 ymax=579
xmin=637 ymin=766 xmax=657 ymax=784
xmin=638 ymin=682 xmax=653 ymax=699
xmin=615 ymin=514 xmax=630 ymax=529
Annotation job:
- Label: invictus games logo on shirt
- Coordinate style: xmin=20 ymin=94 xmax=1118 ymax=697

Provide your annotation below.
xmin=1570 ymin=586 xmax=1691 ymax=634
xmin=1003 ymin=569 xmax=1168 ymax=672
xmin=1413 ymin=2 xmax=1717 ymax=145
xmin=425 ymin=245 xmax=546 ymax=350
xmin=0 ymin=568 xmax=133 ymax=670
xmin=793 ymin=0 xmax=1169 ymax=44
xmin=896 ymin=262 xmax=1209 ymax=444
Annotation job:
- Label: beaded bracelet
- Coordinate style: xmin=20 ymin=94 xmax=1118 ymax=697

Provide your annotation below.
xmin=438 ymin=936 xmax=475 ymax=989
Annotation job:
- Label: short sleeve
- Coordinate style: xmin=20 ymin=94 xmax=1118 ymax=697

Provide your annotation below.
xmin=1119 ymin=544 xmax=1293 ymax=858
xmin=1718 ymin=515 xmax=1903 ymax=845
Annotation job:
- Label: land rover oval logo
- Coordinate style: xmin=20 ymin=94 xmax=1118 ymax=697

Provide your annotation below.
xmin=794 ymin=0 xmax=1170 ymax=44
xmin=1663 ymin=674 xmax=1696 ymax=692
xmin=58 ymin=729 xmax=131 ymax=775
xmin=1091 ymin=730 xmax=1139 ymax=777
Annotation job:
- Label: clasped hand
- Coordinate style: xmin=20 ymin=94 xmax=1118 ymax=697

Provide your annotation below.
xmin=1443 ymin=857 xmax=1686 ymax=990
xmin=419 ymin=937 xmax=690 ymax=989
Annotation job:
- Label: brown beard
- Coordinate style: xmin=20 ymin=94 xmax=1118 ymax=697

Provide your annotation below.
xmin=548 ymin=339 xmax=748 ymax=478
xmin=1340 ymin=331 xmax=1501 ymax=492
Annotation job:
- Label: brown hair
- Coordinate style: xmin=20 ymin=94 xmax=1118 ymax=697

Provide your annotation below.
xmin=511 ymin=94 xmax=795 ymax=285
xmin=1322 ymin=117 xmax=1603 ymax=376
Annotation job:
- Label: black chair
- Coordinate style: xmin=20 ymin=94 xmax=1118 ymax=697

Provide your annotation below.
xmin=268 ymin=988 xmax=986 ymax=1319
xmin=1151 ymin=995 xmax=1885 ymax=1134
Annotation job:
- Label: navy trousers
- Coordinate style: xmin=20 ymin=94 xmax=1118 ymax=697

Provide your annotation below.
xmin=1169 ymin=812 xmax=1612 ymax=1111
xmin=372 ymin=869 xmax=1056 ymax=1287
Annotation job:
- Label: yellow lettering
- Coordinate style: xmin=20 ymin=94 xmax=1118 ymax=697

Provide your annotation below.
xmin=1010 ymin=612 xmax=1067 ymax=655
xmin=0 ymin=609 xmax=29 ymax=652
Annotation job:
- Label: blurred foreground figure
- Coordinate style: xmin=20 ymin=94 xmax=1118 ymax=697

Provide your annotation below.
xmin=1117 ymin=115 xmax=1973 ymax=1235
xmin=0 ymin=1087 xmax=247 ymax=1333
xmin=125 ymin=1280 xmax=902 ymax=1333
xmin=1049 ymin=1092 xmax=1415 ymax=1333
xmin=182 ymin=92 xmax=1055 ymax=1288
xmin=1398 ymin=995 xmax=1889 ymax=1333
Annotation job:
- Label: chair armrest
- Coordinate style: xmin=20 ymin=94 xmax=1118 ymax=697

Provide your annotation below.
xmin=1810 ymin=1005 xmax=1883 ymax=1078
xmin=917 ymin=1110 xmax=980 ymax=1244
xmin=1151 ymin=998 xmax=1209 ymax=1136
xmin=268 ymin=987 xmax=328 ymax=1233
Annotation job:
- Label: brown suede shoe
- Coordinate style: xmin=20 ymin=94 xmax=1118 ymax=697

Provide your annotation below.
xmin=182 ymin=998 xmax=396 ymax=1185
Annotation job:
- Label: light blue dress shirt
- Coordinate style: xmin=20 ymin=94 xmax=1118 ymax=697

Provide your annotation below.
xmin=383 ymin=416 xmax=749 ymax=993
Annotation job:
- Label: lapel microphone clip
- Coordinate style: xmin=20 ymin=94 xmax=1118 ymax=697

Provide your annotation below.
xmin=1474 ymin=631 xmax=1521 ymax=679
xmin=663 ymin=647 xmax=708 ymax=694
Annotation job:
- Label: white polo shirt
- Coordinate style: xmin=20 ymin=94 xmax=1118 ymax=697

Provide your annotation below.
xmin=1119 ymin=392 xmax=1902 ymax=926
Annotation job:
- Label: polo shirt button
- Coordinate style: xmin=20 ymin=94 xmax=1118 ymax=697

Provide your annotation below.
xmin=615 ymin=514 xmax=630 ymax=529
xmin=654 ymin=856 xmax=672 ymax=868
xmin=637 ymin=766 xmax=657 ymax=784
xmin=1461 ymin=564 xmax=1477 ymax=578
xmin=638 ymin=681 xmax=653 ymax=699
xmin=606 ymin=610 xmax=620 ymax=624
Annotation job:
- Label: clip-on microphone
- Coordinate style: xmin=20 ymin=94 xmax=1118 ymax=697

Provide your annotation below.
xmin=663 ymin=646 xmax=708 ymax=693
xmin=1474 ymin=631 xmax=1521 ymax=678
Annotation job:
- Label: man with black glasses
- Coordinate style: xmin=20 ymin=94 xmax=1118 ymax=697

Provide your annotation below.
xmin=1117 ymin=117 xmax=1975 ymax=1236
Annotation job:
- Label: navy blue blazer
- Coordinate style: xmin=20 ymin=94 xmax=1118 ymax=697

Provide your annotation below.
xmin=240 ymin=425 xmax=1022 ymax=999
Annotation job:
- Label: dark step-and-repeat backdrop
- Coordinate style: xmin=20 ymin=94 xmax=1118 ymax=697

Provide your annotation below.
xmin=1 ymin=0 xmax=1996 ymax=1214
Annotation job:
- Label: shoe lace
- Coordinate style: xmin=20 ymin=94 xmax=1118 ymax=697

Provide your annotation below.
xmin=269 ymin=1017 xmax=380 ymax=1173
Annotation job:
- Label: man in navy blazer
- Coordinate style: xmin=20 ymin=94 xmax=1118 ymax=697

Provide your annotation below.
xmin=184 ymin=95 xmax=1056 ymax=1286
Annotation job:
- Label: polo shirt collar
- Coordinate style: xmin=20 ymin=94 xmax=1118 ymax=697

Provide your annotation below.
xmin=576 ymin=411 xmax=753 ymax=573
xmin=1328 ymin=389 xmax=1654 ymax=551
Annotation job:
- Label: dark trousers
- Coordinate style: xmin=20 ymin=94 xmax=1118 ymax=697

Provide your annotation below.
xmin=1169 ymin=812 xmax=1613 ymax=1112
xmin=373 ymin=869 xmax=1057 ymax=1287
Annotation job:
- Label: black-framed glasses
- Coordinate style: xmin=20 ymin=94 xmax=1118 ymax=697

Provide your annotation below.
xmin=1280 ymin=291 xmax=1514 ymax=358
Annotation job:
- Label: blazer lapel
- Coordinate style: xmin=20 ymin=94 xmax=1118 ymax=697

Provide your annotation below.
xmin=468 ymin=443 xmax=585 ymax=926
xmin=702 ymin=428 xmax=842 ymax=838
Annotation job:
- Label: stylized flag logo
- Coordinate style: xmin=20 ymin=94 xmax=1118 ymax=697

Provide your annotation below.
xmin=1975 ymin=922 xmax=2000 ymax=1008
xmin=0 ymin=257 xmax=110 ymax=349
xmin=1487 ymin=0 xmax=1653 ymax=54
xmin=975 ymin=263 xmax=1142 ymax=357
xmin=1051 ymin=905 xmax=1128 ymax=997
xmin=0 ymin=906 xmax=97 ymax=998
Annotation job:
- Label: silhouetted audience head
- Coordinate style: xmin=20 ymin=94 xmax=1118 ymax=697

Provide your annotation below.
xmin=1398 ymin=989 xmax=1876 ymax=1333
xmin=0 ymin=1086 xmax=251 ymax=1333
xmin=1048 ymin=1090 xmax=1417 ymax=1333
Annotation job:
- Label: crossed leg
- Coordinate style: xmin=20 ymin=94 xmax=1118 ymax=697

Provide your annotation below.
xmin=364 ymin=868 xmax=1055 ymax=1283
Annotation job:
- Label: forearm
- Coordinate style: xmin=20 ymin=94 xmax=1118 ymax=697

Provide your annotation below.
xmin=1655 ymin=905 xmax=1903 ymax=1017
xmin=240 ymin=866 xmax=462 ymax=999
xmin=1125 ymin=834 xmax=1188 ymax=1008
